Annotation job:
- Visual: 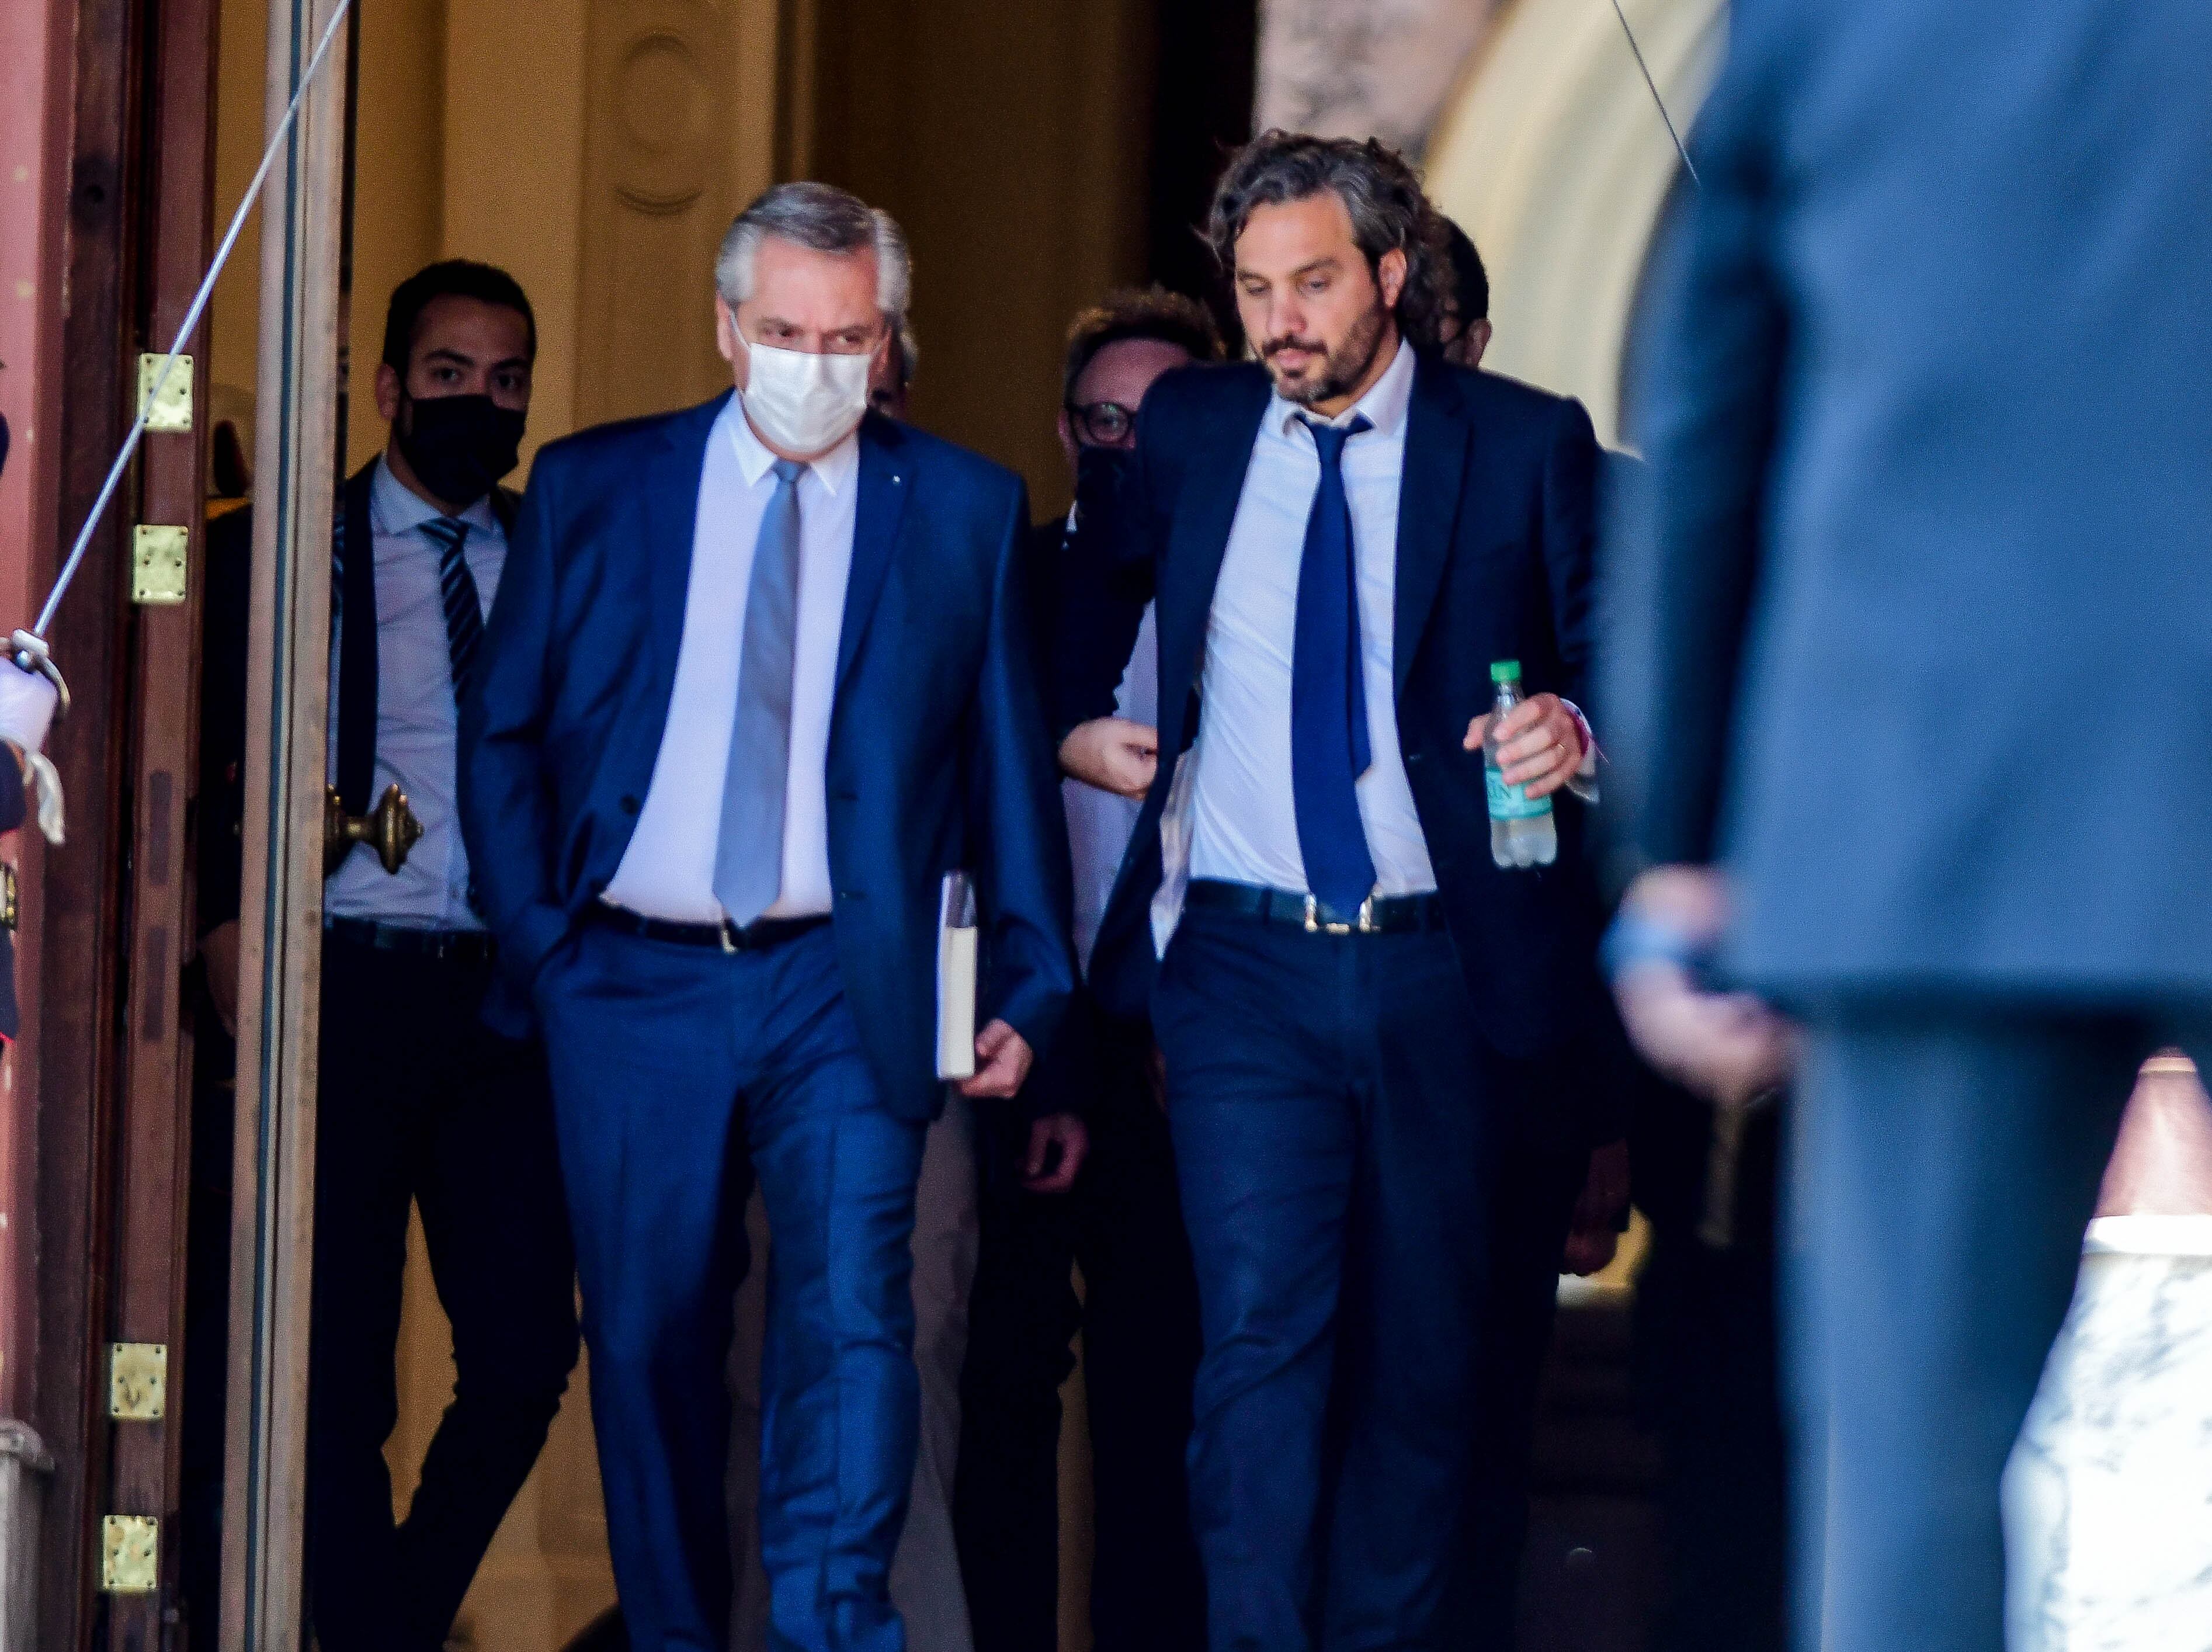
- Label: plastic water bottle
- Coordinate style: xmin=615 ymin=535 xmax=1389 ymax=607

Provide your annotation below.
xmin=1485 ymin=660 xmax=1557 ymax=869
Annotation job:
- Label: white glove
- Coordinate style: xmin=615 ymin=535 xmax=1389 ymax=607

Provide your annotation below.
xmin=0 ymin=657 xmax=64 ymax=844
xmin=0 ymin=660 xmax=58 ymax=756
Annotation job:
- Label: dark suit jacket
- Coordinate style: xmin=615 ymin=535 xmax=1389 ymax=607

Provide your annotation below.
xmin=458 ymin=395 xmax=1077 ymax=1123
xmin=195 ymin=463 xmax=518 ymax=935
xmin=1606 ymin=0 xmax=2212 ymax=1000
xmin=1065 ymin=353 xmax=1609 ymax=1073
xmin=0 ymin=747 xmax=22 ymax=1040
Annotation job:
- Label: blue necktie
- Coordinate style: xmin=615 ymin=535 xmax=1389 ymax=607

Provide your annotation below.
xmin=714 ymin=459 xmax=808 ymax=925
xmin=420 ymin=516 xmax=483 ymax=696
xmin=1291 ymin=414 xmax=1376 ymax=914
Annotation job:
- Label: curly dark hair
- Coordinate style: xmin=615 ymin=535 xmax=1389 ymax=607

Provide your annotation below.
xmin=1205 ymin=130 xmax=1453 ymax=352
xmin=1061 ymin=286 xmax=1224 ymax=406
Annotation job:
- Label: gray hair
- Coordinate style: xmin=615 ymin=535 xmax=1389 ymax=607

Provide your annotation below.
xmin=715 ymin=181 xmax=912 ymax=325
xmin=1206 ymin=131 xmax=1451 ymax=350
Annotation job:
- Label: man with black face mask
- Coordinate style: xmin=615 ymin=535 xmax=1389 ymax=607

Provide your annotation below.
xmin=193 ymin=260 xmax=578 ymax=1652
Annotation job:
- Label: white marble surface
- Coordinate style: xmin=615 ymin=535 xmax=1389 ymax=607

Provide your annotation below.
xmin=2005 ymin=1217 xmax=2212 ymax=1652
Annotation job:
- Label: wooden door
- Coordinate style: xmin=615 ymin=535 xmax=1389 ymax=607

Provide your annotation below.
xmin=102 ymin=0 xmax=223 ymax=1643
xmin=25 ymin=0 xmax=222 ymax=1644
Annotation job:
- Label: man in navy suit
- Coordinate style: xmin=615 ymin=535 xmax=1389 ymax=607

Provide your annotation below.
xmin=1059 ymin=133 xmax=1607 ymax=1651
xmin=1603 ymin=5 xmax=2212 ymax=1648
xmin=461 ymin=181 xmax=1075 ymax=1652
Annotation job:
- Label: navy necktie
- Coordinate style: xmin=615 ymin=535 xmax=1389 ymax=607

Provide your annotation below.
xmin=1291 ymin=414 xmax=1376 ymax=914
xmin=714 ymin=459 xmax=808 ymax=925
xmin=420 ymin=515 xmax=483 ymax=696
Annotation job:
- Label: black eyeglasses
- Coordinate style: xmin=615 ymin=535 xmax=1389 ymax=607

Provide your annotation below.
xmin=1066 ymin=400 xmax=1139 ymax=447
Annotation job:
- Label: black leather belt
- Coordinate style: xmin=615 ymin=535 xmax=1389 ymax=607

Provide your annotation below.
xmin=588 ymin=903 xmax=831 ymax=953
xmin=1183 ymin=879 xmax=1447 ymax=935
xmin=324 ymin=915 xmax=497 ymax=966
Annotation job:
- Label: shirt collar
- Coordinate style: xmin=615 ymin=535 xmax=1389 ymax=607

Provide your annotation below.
xmin=370 ymin=449 xmax=502 ymax=537
xmin=1270 ymin=335 xmax=1416 ymax=445
xmin=724 ymin=390 xmax=860 ymax=498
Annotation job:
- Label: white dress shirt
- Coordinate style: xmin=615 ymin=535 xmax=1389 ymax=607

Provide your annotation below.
xmin=324 ymin=454 xmax=505 ymax=931
xmin=1186 ymin=338 xmax=1437 ymax=897
xmin=604 ymin=394 xmax=859 ymax=922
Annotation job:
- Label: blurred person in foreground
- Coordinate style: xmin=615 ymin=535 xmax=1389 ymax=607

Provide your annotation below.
xmin=954 ymin=288 xmax=1220 ymax=1652
xmin=1603 ymin=5 xmax=2212 ymax=1649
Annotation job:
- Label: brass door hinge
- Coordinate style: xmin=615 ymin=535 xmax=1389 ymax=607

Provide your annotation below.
xmin=137 ymin=352 xmax=193 ymax=432
xmin=100 ymin=1514 xmax=159 ymax=1592
xmin=109 ymin=1342 xmax=168 ymax=1421
xmin=133 ymin=525 xmax=189 ymax=606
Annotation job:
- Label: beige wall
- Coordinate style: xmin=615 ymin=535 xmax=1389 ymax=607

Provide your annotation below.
xmin=1425 ymin=0 xmax=1725 ymax=446
xmin=208 ymin=0 xmax=269 ymax=461
xmin=214 ymin=0 xmax=783 ymax=483
xmin=811 ymin=0 xmax=1154 ymax=518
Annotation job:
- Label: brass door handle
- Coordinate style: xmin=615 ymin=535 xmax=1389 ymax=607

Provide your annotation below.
xmin=324 ymin=783 xmax=423 ymax=877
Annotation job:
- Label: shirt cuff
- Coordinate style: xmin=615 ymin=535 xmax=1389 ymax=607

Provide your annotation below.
xmin=1562 ymin=699 xmax=1600 ymax=804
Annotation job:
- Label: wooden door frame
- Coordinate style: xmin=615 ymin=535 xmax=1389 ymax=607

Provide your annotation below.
xmin=220 ymin=2 xmax=348 ymax=1644
xmin=29 ymin=0 xmax=152 ymax=1641
xmin=15 ymin=0 xmax=287 ymax=1643
xmin=107 ymin=1 xmax=224 ymax=1648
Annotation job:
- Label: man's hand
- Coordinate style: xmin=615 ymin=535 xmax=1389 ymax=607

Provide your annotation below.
xmin=1060 ymin=717 xmax=1158 ymax=800
xmin=202 ymin=919 xmax=242 ymax=1039
xmin=1022 ymin=1112 xmax=1090 ymax=1195
xmin=1611 ymin=866 xmax=1798 ymax=1109
xmin=1561 ymin=1139 xmax=1631 ymax=1276
xmin=1463 ymin=693 xmax=1585 ymax=800
xmin=959 ymin=1018 xmax=1035 ymax=1101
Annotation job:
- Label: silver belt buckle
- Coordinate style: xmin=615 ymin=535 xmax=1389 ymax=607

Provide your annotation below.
xmin=1356 ymin=896 xmax=1377 ymax=933
xmin=720 ymin=918 xmax=739 ymax=954
xmin=1303 ymin=893 xmax=1358 ymax=936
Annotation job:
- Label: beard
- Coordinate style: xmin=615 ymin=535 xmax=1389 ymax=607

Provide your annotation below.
xmin=1261 ymin=302 xmax=1391 ymax=407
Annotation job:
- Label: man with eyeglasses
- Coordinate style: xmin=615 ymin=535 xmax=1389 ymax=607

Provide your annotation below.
xmin=953 ymin=287 xmax=1222 ymax=1652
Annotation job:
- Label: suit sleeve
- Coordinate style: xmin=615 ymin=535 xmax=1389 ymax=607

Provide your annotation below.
xmin=971 ymin=478 xmax=1079 ymax=1082
xmin=458 ymin=454 xmax=574 ymax=992
xmin=1046 ymin=405 xmax=1170 ymax=741
xmin=1539 ymin=396 xmax=1603 ymax=715
xmin=0 ymin=746 xmax=23 ymax=837
xmin=1044 ymin=520 xmax=1153 ymax=744
xmin=1602 ymin=60 xmax=1787 ymax=882
xmin=195 ymin=506 xmax=255 ymax=935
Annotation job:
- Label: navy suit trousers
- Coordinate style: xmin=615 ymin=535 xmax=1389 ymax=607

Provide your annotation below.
xmin=537 ymin=924 xmax=927 ymax=1652
xmin=306 ymin=937 xmax=579 ymax=1652
xmin=1790 ymin=1004 xmax=2211 ymax=1652
xmin=1152 ymin=904 xmax=1520 ymax=1652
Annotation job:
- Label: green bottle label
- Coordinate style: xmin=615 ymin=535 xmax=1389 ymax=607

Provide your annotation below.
xmin=1487 ymin=768 xmax=1553 ymax=822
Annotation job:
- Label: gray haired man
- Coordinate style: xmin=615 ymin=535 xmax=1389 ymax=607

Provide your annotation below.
xmin=461 ymin=181 xmax=1074 ymax=1651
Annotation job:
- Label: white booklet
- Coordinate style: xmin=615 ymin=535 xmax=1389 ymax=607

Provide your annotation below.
xmin=936 ymin=871 xmax=978 ymax=1080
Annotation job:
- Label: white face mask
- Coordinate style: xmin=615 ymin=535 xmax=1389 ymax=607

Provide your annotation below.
xmin=738 ymin=322 xmax=876 ymax=455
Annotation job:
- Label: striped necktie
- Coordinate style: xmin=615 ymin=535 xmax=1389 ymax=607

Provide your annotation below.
xmin=420 ymin=515 xmax=484 ymax=696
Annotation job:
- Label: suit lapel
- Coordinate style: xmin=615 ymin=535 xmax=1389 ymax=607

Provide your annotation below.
xmin=334 ymin=463 xmax=381 ymax=813
xmin=641 ymin=394 xmax=728 ymax=720
xmin=838 ymin=412 xmax=911 ymax=692
xmin=1154 ymin=372 xmax=1272 ymax=759
xmin=1393 ymin=353 xmax=1470 ymax=704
